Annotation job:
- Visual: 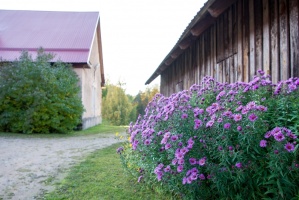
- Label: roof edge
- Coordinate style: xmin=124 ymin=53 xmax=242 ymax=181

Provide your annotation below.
xmin=145 ymin=0 xmax=237 ymax=85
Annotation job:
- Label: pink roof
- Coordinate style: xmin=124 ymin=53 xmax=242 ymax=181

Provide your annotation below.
xmin=0 ymin=10 xmax=100 ymax=63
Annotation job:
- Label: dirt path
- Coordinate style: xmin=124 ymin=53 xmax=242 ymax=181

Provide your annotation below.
xmin=0 ymin=133 xmax=123 ymax=200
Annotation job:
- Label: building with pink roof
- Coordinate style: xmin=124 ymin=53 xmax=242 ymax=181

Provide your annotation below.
xmin=0 ymin=10 xmax=105 ymax=129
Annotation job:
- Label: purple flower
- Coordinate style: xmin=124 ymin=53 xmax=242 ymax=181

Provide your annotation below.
xmin=199 ymin=173 xmax=205 ymax=180
xmin=235 ymin=162 xmax=242 ymax=168
xmin=171 ymin=135 xmax=178 ymax=141
xmin=198 ymin=157 xmax=206 ymax=166
xmin=248 ymin=113 xmax=258 ymax=122
xmin=206 ymin=120 xmax=214 ymax=128
xmin=181 ymin=113 xmax=188 ymax=119
xmin=228 ymin=146 xmax=234 ymax=151
xmin=164 ymin=165 xmax=171 ymax=172
xmin=264 ymin=131 xmax=272 ymax=138
xmin=274 ymin=132 xmax=285 ymax=142
xmin=237 ymin=126 xmax=242 ymax=131
xmin=178 ymin=159 xmax=185 ymax=165
xmin=165 ymin=143 xmax=172 ymax=150
xmin=224 ymin=123 xmax=231 ymax=129
xmin=233 ymin=114 xmax=242 ymax=122
xmin=260 ymin=140 xmax=267 ymax=147
xmin=189 ymin=158 xmax=197 ymax=165
xmin=285 ymin=142 xmax=295 ymax=152
xmin=177 ymin=165 xmax=184 ymax=173
xmin=218 ymin=146 xmax=223 ymax=151
xmin=144 ymin=139 xmax=151 ymax=145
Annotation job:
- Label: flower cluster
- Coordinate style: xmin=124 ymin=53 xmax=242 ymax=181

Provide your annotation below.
xmin=120 ymin=71 xmax=299 ymax=199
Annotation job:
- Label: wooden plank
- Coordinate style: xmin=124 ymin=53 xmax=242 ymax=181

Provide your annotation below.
xmin=224 ymin=12 xmax=229 ymax=59
xmin=255 ymin=0 xmax=263 ymax=72
xmin=210 ymin=26 xmax=214 ymax=78
xmin=230 ymin=56 xmax=235 ymax=83
xmin=228 ymin=7 xmax=233 ymax=58
xmin=279 ymin=0 xmax=290 ymax=81
xmin=205 ymin=31 xmax=211 ymax=77
xmin=217 ymin=14 xmax=225 ymax=63
xmin=191 ymin=14 xmax=216 ymax=36
xmin=243 ymin=0 xmax=250 ymax=82
xmin=270 ymin=0 xmax=280 ymax=83
xmin=289 ymin=0 xmax=299 ymax=78
xmin=237 ymin=0 xmax=243 ymax=82
xmin=201 ymin=36 xmax=205 ymax=82
xmin=249 ymin=0 xmax=255 ymax=81
xmin=263 ymin=0 xmax=270 ymax=76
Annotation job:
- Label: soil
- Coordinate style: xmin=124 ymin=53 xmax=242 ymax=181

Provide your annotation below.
xmin=0 ymin=133 xmax=124 ymax=200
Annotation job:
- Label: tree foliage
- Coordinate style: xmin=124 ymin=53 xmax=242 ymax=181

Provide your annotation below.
xmin=134 ymin=84 xmax=159 ymax=117
xmin=102 ymin=82 xmax=136 ymax=125
xmin=0 ymin=50 xmax=84 ymax=133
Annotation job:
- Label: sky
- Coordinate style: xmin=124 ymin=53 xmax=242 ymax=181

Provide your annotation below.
xmin=0 ymin=0 xmax=206 ymax=95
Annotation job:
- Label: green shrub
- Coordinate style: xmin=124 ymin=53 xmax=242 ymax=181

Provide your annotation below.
xmin=0 ymin=49 xmax=84 ymax=133
xmin=118 ymin=71 xmax=299 ymax=199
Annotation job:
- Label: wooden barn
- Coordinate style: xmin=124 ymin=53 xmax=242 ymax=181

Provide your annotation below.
xmin=145 ymin=0 xmax=299 ymax=96
xmin=0 ymin=10 xmax=105 ymax=129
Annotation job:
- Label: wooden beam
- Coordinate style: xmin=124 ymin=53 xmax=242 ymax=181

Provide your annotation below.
xmin=207 ymin=0 xmax=238 ymax=18
xmin=190 ymin=14 xmax=215 ymax=36
xmin=164 ymin=57 xmax=175 ymax=66
xmin=178 ymin=37 xmax=192 ymax=50
xmin=170 ymin=47 xmax=184 ymax=59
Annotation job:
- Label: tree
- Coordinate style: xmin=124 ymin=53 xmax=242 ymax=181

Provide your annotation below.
xmin=134 ymin=84 xmax=159 ymax=117
xmin=102 ymin=82 xmax=136 ymax=125
xmin=0 ymin=49 xmax=84 ymax=133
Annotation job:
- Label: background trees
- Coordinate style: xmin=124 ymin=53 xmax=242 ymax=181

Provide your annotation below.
xmin=102 ymin=82 xmax=159 ymax=125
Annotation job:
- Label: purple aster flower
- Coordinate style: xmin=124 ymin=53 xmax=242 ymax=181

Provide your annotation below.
xmin=235 ymin=162 xmax=242 ymax=168
xmin=189 ymin=158 xmax=197 ymax=165
xmin=171 ymin=135 xmax=179 ymax=141
xmin=177 ymin=165 xmax=184 ymax=173
xmin=233 ymin=114 xmax=242 ymax=122
xmin=175 ymin=152 xmax=184 ymax=160
xmin=206 ymin=120 xmax=214 ymax=128
xmin=274 ymin=150 xmax=279 ymax=154
xmin=164 ymin=165 xmax=171 ymax=172
xmin=190 ymin=172 xmax=198 ymax=181
xmin=218 ymin=146 xmax=223 ymax=151
xmin=181 ymin=113 xmax=188 ymax=119
xmin=198 ymin=157 xmax=206 ymax=166
xmin=144 ymin=139 xmax=151 ymax=145
xmin=284 ymin=142 xmax=295 ymax=152
xmin=172 ymin=158 xmax=178 ymax=165
xmin=274 ymin=132 xmax=285 ymax=142
xmin=228 ymin=146 xmax=234 ymax=151
xmin=199 ymin=173 xmax=205 ymax=180
xmin=224 ymin=123 xmax=231 ymax=129
xmin=178 ymin=159 xmax=184 ymax=165
xmin=165 ymin=143 xmax=172 ymax=150
xmin=217 ymin=118 xmax=223 ymax=123
xmin=248 ymin=113 xmax=258 ymax=122
xmin=264 ymin=131 xmax=272 ymax=138
xmin=260 ymin=140 xmax=267 ymax=147
xmin=237 ymin=126 xmax=242 ymax=131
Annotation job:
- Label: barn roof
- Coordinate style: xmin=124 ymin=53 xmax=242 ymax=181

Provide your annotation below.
xmin=145 ymin=0 xmax=237 ymax=85
xmin=0 ymin=10 xmax=100 ymax=64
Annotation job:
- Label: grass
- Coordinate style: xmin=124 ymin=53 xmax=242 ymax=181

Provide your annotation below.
xmin=44 ymin=142 xmax=172 ymax=200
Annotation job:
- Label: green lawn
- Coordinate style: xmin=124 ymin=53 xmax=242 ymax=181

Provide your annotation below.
xmin=44 ymin=143 xmax=172 ymax=200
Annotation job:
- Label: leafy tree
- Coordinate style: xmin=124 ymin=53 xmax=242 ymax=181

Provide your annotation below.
xmin=134 ymin=84 xmax=159 ymax=117
xmin=102 ymin=82 xmax=136 ymax=125
xmin=0 ymin=49 xmax=84 ymax=133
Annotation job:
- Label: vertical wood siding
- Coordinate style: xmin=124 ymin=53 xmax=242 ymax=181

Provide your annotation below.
xmin=160 ymin=0 xmax=299 ymax=96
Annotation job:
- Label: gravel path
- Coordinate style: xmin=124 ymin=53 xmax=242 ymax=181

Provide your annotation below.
xmin=0 ymin=134 xmax=123 ymax=200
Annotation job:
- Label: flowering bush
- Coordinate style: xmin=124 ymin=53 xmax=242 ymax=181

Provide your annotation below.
xmin=118 ymin=71 xmax=299 ymax=199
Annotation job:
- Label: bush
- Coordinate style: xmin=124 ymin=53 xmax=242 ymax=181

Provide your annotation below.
xmin=118 ymin=70 xmax=299 ymax=199
xmin=0 ymin=50 xmax=84 ymax=133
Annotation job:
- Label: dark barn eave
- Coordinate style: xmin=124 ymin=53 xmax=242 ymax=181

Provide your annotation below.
xmin=145 ymin=0 xmax=238 ymax=85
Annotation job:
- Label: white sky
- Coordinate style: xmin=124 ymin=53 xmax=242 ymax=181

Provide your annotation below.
xmin=0 ymin=0 xmax=206 ymax=95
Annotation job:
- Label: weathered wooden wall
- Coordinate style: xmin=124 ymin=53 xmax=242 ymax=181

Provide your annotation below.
xmin=160 ymin=0 xmax=299 ymax=96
